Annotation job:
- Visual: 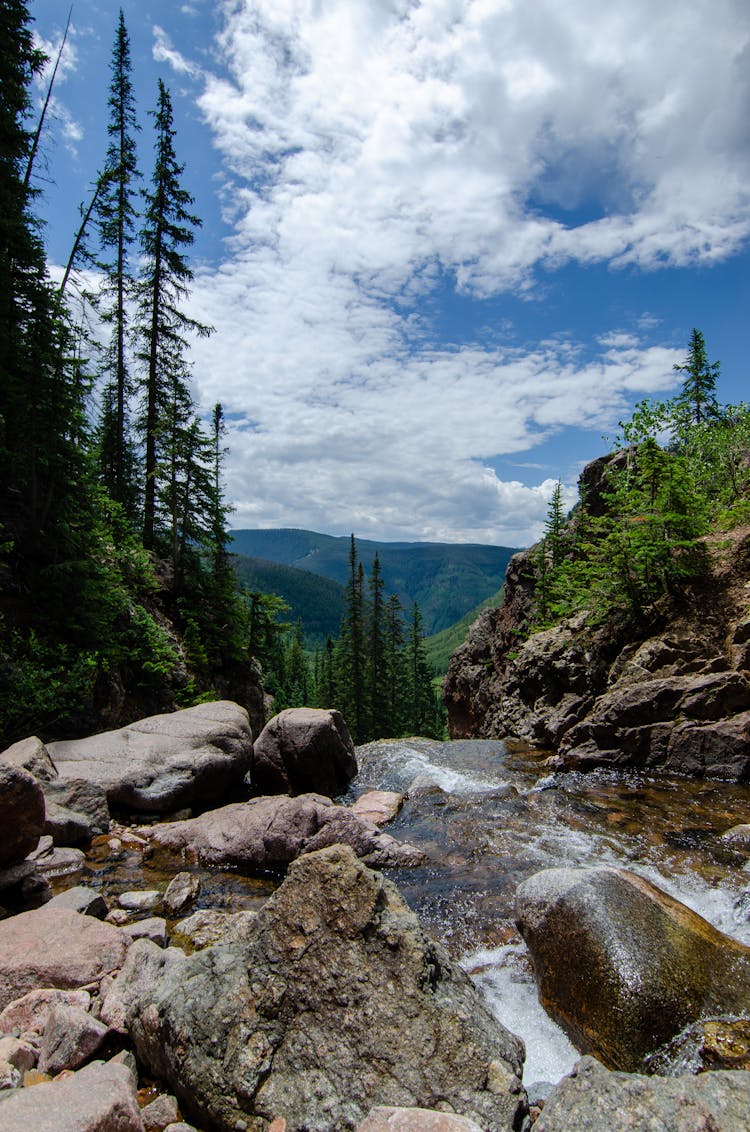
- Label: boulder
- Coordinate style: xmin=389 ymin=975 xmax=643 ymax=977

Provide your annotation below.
xmin=162 ymin=871 xmax=201 ymax=916
xmin=0 ymin=762 xmax=46 ymax=866
xmin=141 ymin=1093 xmax=180 ymax=1131
xmin=171 ymin=909 xmax=258 ymax=951
xmin=1 ymin=735 xmax=57 ymax=780
xmin=42 ymin=777 xmax=111 ymax=843
xmin=46 ymin=885 xmax=109 ymax=919
xmin=532 ymin=1055 xmax=750 ymax=1132
xmin=123 ymin=918 xmax=168 ymax=947
xmin=143 ymin=793 xmax=425 ymax=870
xmin=0 ymin=1058 xmax=145 ymax=1131
xmin=37 ymin=1001 xmax=110 ymax=1074
xmin=646 ymin=1016 xmax=750 ymax=1074
xmin=0 ymin=906 xmax=129 ymax=1011
xmin=251 ymin=707 xmax=357 ymax=797
xmin=103 ymin=844 xmax=527 ymax=1132
xmin=46 ymin=701 xmax=253 ymax=814
xmin=0 ymin=987 xmax=91 ymax=1034
xmin=350 ymin=791 xmax=403 ymax=825
xmin=515 ymin=866 xmax=750 ymax=1071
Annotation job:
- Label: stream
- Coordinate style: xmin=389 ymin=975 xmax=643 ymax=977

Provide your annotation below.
xmin=58 ymin=738 xmax=750 ymax=1087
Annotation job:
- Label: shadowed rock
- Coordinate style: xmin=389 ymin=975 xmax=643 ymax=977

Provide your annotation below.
xmin=515 ymin=866 xmax=750 ymax=1071
xmin=103 ymin=844 xmax=526 ymax=1132
xmin=0 ymin=762 xmax=46 ymax=866
xmin=251 ymin=707 xmax=357 ymax=797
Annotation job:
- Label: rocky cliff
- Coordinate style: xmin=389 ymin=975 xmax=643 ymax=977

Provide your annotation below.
xmin=443 ymin=468 xmax=750 ymax=781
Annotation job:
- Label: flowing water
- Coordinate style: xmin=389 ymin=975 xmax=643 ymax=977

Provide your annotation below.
xmin=58 ymin=738 xmax=750 ymax=1086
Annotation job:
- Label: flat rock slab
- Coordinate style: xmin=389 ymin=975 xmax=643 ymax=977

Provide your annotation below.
xmin=350 ymin=791 xmax=403 ymax=825
xmin=47 ymin=701 xmax=253 ymax=814
xmin=104 ymin=844 xmax=526 ymax=1132
xmin=143 ymin=792 xmax=425 ymax=870
xmin=533 ymin=1055 xmax=750 ymax=1131
xmin=0 ymin=1058 xmax=145 ymax=1132
xmin=0 ymin=906 xmax=129 ymax=1011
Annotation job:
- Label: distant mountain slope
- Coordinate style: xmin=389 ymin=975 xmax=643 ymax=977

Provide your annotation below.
xmin=230 ymin=529 xmax=519 ymax=637
xmin=232 ymin=555 xmax=345 ymax=644
xmin=424 ymin=586 xmax=505 ymax=677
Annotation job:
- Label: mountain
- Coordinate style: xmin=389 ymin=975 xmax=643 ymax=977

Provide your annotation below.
xmin=232 ymin=555 xmax=345 ymax=643
xmin=229 ymin=529 xmax=520 ymax=637
xmin=423 ymin=586 xmax=505 ymax=676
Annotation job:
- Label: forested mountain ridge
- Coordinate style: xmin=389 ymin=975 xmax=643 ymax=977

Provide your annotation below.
xmin=444 ymin=335 xmax=750 ymax=780
xmin=230 ymin=528 xmax=518 ymax=636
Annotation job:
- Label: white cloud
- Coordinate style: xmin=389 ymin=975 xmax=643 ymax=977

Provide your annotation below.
xmin=167 ymin=0 xmax=750 ymax=544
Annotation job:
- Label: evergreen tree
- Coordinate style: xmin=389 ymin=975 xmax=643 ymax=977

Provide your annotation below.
xmin=384 ymin=593 xmax=407 ymax=735
xmin=135 ymin=79 xmax=212 ymax=549
xmin=406 ymin=602 xmax=436 ymax=736
xmin=367 ymin=552 xmax=388 ymax=738
xmin=673 ymin=328 xmax=720 ymax=428
xmin=337 ymin=534 xmax=366 ymax=740
xmin=95 ymin=9 xmax=141 ymax=514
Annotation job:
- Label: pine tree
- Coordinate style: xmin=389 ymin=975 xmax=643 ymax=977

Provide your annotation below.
xmin=95 ymin=9 xmax=141 ymax=513
xmin=406 ymin=602 xmax=435 ymax=736
xmin=384 ymin=593 xmax=407 ymax=735
xmin=336 ymin=535 xmax=367 ymax=741
xmin=367 ymin=552 xmax=389 ymax=739
xmin=135 ymin=79 xmax=212 ymax=549
xmin=673 ymin=329 xmax=720 ymax=428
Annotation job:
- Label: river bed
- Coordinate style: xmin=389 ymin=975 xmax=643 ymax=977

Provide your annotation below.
xmin=62 ymin=738 xmax=750 ymax=1087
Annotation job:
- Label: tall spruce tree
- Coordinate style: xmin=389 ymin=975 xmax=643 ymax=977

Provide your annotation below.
xmin=135 ymin=79 xmax=212 ymax=549
xmin=367 ymin=553 xmax=389 ymax=738
xmin=673 ymin=329 xmax=720 ymax=428
xmin=96 ymin=9 xmax=141 ymax=513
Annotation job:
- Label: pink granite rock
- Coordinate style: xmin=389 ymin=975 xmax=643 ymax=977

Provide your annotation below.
xmin=0 ymin=1058 xmax=144 ymax=1131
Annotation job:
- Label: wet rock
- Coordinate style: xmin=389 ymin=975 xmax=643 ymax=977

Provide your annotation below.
xmin=37 ymin=1002 xmax=110 ymax=1074
xmin=46 ymin=886 xmax=109 ymax=919
xmin=251 ymin=707 xmax=357 ymax=797
xmin=0 ymin=988 xmax=91 ymax=1034
xmin=350 ymin=791 xmax=403 ymax=825
xmin=722 ymin=822 xmax=750 ymax=850
xmin=0 ymin=763 xmax=46 ymax=866
xmin=33 ymin=846 xmax=86 ymax=876
xmin=0 ymin=1058 xmax=145 ymax=1131
xmin=0 ymin=906 xmax=129 ymax=1011
xmin=532 ymin=1054 xmax=750 ymax=1131
xmin=356 ymin=1109 xmax=484 ymax=1131
xmin=515 ymin=866 xmax=750 ymax=1071
xmin=144 ymin=793 xmax=425 ymax=870
xmin=162 ymin=872 xmax=201 ymax=916
xmin=105 ymin=844 xmax=526 ymax=1132
xmin=123 ymin=918 xmax=168 ymax=947
xmin=171 ymin=909 xmax=258 ymax=951
xmin=119 ymin=890 xmax=161 ymax=912
xmin=46 ymin=701 xmax=253 ymax=815
xmin=646 ymin=1016 xmax=750 ymax=1074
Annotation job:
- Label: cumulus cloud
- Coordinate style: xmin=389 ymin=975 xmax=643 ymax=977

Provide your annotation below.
xmin=99 ymin=0 xmax=750 ymax=543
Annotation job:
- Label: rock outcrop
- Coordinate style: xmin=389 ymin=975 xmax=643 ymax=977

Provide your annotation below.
xmin=142 ymin=792 xmax=425 ymax=870
xmin=46 ymin=700 xmax=254 ymax=814
xmin=251 ymin=707 xmax=357 ymax=797
xmin=103 ymin=844 xmax=527 ymax=1132
xmin=514 ymin=866 xmax=750 ymax=1071
xmin=443 ymin=498 xmax=750 ymax=781
xmin=532 ymin=1055 xmax=750 ymax=1132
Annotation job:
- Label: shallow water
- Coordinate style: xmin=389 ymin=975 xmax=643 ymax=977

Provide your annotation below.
xmin=352 ymin=738 xmax=750 ymax=1082
xmin=55 ymin=737 xmax=750 ymax=1085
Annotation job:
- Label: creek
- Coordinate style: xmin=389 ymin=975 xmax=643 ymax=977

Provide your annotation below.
xmin=56 ymin=738 xmax=750 ymax=1087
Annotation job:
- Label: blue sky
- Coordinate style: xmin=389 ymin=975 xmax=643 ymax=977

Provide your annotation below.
xmin=31 ymin=0 xmax=750 ymax=546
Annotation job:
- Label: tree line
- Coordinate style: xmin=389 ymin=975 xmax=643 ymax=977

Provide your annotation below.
xmin=532 ymin=329 xmax=749 ymax=632
xmin=245 ymin=537 xmax=446 ymax=743
xmin=0 ymin=3 xmax=247 ymax=740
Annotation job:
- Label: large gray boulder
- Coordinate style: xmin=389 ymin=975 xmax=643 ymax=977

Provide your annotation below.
xmin=532 ymin=1055 xmax=750 ymax=1131
xmin=0 ymin=1058 xmax=145 ymax=1132
xmin=103 ymin=844 xmax=527 ymax=1132
xmin=0 ymin=906 xmax=130 ymax=1011
xmin=47 ymin=700 xmax=253 ymax=814
xmin=143 ymin=792 xmax=425 ymax=870
xmin=251 ymin=707 xmax=357 ymax=797
xmin=0 ymin=762 xmax=46 ymax=865
xmin=515 ymin=866 xmax=750 ymax=1071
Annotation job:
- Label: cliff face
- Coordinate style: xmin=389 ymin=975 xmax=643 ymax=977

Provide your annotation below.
xmin=442 ymin=519 xmax=750 ymax=782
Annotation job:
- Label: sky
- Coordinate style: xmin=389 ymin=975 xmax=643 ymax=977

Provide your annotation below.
xmin=31 ymin=0 xmax=750 ymax=548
